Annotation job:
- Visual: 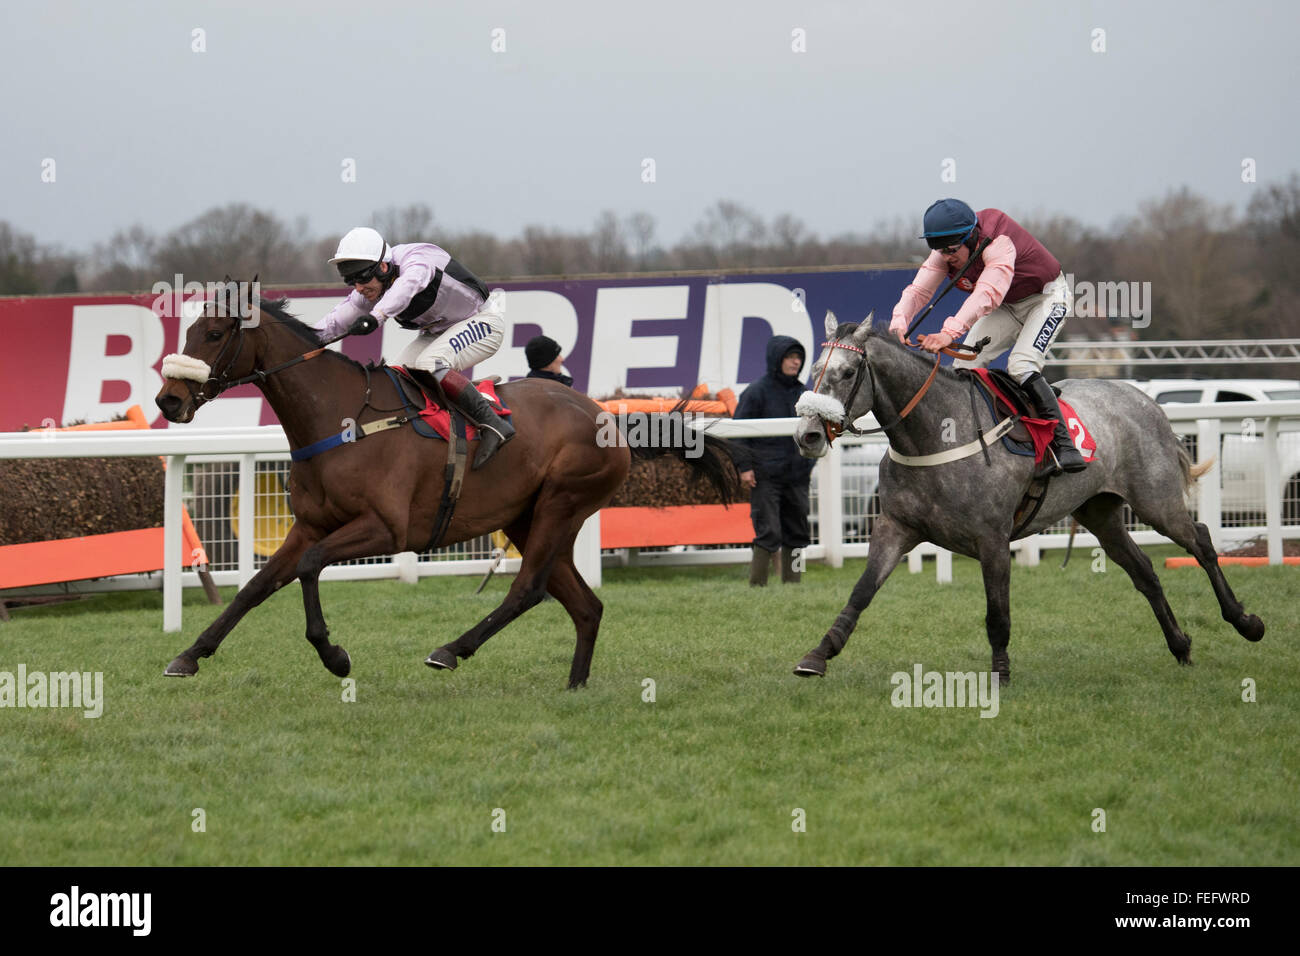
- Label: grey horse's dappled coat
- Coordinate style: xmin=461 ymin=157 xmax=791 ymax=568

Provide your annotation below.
xmin=790 ymin=312 xmax=1265 ymax=682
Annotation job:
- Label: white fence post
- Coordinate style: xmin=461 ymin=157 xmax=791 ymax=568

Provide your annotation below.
xmin=238 ymin=453 xmax=256 ymax=588
xmin=164 ymin=454 xmax=185 ymax=633
xmin=936 ymin=548 xmax=952 ymax=583
xmin=1263 ymin=417 xmax=1282 ymax=565
xmin=820 ymin=441 xmax=845 ymax=568
xmin=574 ymin=512 xmax=602 ymax=588
xmin=1196 ymin=418 xmax=1223 ymax=550
xmin=395 ymin=551 xmax=419 ymax=584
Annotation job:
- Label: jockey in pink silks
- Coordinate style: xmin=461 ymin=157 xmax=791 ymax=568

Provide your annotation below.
xmin=314 ymin=227 xmax=513 ymax=469
xmin=889 ymin=198 xmax=1086 ymax=476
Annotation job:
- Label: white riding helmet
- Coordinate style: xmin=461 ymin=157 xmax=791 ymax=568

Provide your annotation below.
xmin=328 ymin=226 xmax=391 ymax=265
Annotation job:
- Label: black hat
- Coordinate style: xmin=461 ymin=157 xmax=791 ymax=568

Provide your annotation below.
xmin=525 ymin=335 xmax=562 ymax=370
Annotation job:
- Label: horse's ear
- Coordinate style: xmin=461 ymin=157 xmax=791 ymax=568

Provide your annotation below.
xmin=864 ymin=310 xmax=875 ymax=326
xmin=823 ymin=310 xmax=838 ymax=339
xmin=851 ymin=317 xmax=872 ymax=346
xmin=251 ymin=273 xmax=259 ymax=284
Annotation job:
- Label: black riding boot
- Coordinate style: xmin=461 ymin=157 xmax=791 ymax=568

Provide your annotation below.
xmin=437 ymin=369 xmax=516 ymax=469
xmin=1022 ymin=371 xmax=1086 ymax=478
xmin=749 ymin=547 xmax=774 ymax=587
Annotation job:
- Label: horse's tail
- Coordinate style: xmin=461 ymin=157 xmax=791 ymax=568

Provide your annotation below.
xmin=624 ymin=401 xmax=744 ymax=505
xmin=1180 ymin=444 xmax=1217 ymax=492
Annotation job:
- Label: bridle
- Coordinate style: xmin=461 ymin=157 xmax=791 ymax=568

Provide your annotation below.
xmin=811 ymin=334 xmax=986 ymax=445
xmin=186 ymin=312 xmax=330 ymax=406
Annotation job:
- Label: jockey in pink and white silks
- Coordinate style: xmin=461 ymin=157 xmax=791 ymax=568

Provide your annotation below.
xmin=889 ymin=199 xmax=1086 ymax=476
xmin=315 ymin=227 xmax=513 ymax=469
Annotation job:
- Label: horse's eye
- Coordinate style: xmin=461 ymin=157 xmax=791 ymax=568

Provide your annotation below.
xmin=206 ymin=329 xmax=224 ymax=342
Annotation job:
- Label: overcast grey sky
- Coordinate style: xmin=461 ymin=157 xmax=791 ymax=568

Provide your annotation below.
xmin=3 ymin=0 xmax=1295 ymax=252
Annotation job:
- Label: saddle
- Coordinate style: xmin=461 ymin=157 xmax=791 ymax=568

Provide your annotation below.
xmin=963 ymin=368 xmax=1058 ymax=464
xmin=386 ymin=366 xmax=511 ymax=443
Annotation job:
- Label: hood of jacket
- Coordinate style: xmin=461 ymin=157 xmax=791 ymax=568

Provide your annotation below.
xmin=765 ymin=335 xmax=806 ymax=384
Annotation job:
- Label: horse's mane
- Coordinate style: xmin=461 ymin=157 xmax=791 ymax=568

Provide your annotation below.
xmin=836 ymin=320 xmax=965 ymax=382
xmin=258 ymin=297 xmax=362 ymax=367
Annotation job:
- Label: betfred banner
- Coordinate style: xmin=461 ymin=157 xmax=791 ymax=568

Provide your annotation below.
xmin=0 ymin=267 xmax=921 ymax=431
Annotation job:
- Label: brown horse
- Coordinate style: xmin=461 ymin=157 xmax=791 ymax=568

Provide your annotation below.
xmin=155 ymin=295 xmax=737 ymax=688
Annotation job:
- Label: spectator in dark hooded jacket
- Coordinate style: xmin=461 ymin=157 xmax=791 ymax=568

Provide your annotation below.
xmin=733 ymin=334 xmax=814 ymax=586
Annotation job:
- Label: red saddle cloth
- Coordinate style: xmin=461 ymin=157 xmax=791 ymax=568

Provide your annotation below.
xmin=392 ymin=366 xmax=511 ymax=442
xmin=971 ymin=369 xmax=1097 ymax=466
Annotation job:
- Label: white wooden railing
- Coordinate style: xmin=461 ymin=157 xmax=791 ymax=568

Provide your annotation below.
xmin=2 ymin=401 xmax=1297 ymax=631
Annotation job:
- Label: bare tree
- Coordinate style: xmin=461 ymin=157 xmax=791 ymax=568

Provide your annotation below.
xmin=624 ymin=212 xmax=658 ymax=270
xmin=0 ymin=222 xmax=43 ymax=294
xmin=591 ymin=210 xmax=629 ymax=273
xmin=370 ymin=203 xmax=436 ymax=245
xmin=154 ymin=204 xmax=309 ymax=284
xmin=84 ymin=224 xmax=159 ymax=292
xmin=1245 ymin=174 xmax=1300 ymax=339
xmin=1114 ymin=187 xmax=1261 ymax=340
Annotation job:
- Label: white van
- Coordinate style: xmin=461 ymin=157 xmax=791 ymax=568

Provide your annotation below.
xmin=1122 ymin=378 xmax=1300 ymax=522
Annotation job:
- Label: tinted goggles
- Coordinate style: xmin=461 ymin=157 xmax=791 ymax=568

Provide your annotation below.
xmin=340 ymin=261 xmax=382 ymax=286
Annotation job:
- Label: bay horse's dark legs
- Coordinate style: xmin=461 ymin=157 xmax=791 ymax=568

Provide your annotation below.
xmin=976 ymin=537 xmax=1013 ymax=684
xmin=1073 ymin=494 xmax=1193 ymax=664
xmin=794 ymin=515 xmax=920 ymax=677
xmin=546 ymin=554 xmax=604 ymax=688
xmin=479 ymin=515 xmax=603 ymax=688
xmin=164 ymin=525 xmax=314 ymax=676
xmin=295 ymin=513 xmax=397 ymax=677
xmin=426 ymin=487 xmax=587 ymax=683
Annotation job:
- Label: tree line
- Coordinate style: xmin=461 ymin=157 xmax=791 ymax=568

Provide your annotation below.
xmin=3 ymin=178 xmax=1298 ymax=343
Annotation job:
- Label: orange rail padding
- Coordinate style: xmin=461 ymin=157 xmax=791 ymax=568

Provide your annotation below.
xmin=1164 ymin=556 xmax=1300 ymax=567
xmin=1 ymin=404 xmax=212 ymax=589
xmin=600 ymin=505 xmax=752 ymax=549
xmin=595 ymin=385 xmax=739 ymax=418
xmin=595 ymin=397 xmax=732 ymax=415
xmin=31 ymin=404 xmax=150 ymax=431
xmin=0 ymin=525 xmax=208 ymax=590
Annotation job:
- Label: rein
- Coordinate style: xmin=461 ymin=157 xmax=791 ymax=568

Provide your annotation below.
xmin=814 ymin=336 xmax=987 ymax=444
xmin=191 ymin=315 xmax=377 ymax=403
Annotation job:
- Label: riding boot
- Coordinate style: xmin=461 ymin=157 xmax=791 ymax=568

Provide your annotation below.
xmin=780 ymin=547 xmax=802 ymax=584
xmin=1021 ymin=371 xmax=1086 ymax=478
xmin=749 ymin=547 xmax=774 ymax=587
xmin=436 ymin=368 xmax=516 ymax=469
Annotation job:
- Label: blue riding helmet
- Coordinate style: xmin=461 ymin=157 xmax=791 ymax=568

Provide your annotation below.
xmin=921 ymin=198 xmax=978 ymax=249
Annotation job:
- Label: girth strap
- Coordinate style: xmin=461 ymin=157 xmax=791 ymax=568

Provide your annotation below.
xmin=886 ymin=415 xmax=1019 ymax=467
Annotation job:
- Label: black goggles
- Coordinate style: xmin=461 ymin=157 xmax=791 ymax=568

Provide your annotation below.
xmin=926 ymin=234 xmax=969 ymax=253
xmin=925 ymin=225 xmax=977 ymax=254
xmin=340 ymin=261 xmax=382 ymax=286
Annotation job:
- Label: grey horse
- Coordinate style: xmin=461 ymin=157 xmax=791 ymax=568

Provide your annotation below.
xmin=791 ymin=311 xmax=1265 ymax=682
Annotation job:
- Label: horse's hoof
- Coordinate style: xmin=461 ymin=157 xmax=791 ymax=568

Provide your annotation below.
xmin=1240 ymin=615 xmax=1265 ymax=642
xmin=793 ymin=656 xmax=826 ymax=677
xmin=164 ymin=656 xmax=198 ymax=677
xmin=325 ymin=647 xmax=351 ymax=678
xmin=425 ymin=648 xmax=458 ymax=671
xmin=1178 ymin=655 xmax=1195 ymax=667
